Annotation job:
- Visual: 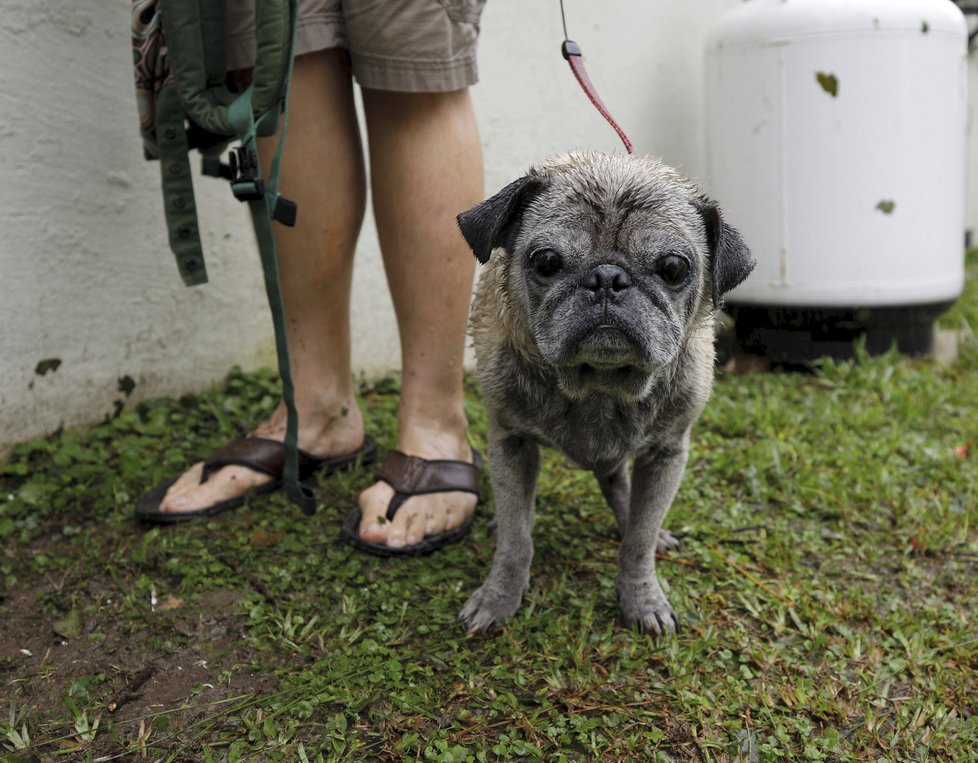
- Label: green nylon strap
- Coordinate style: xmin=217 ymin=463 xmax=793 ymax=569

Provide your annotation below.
xmin=154 ymin=0 xmax=307 ymax=509
xmin=246 ymin=192 xmax=312 ymax=514
xmin=227 ymin=0 xmax=312 ymax=514
xmin=154 ymin=0 xmax=294 ymax=286
xmin=155 ymin=83 xmax=208 ymax=286
xmin=252 ymin=0 xmax=291 ymax=137
xmin=159 ymin=0 xmax=234 ymax=135
xmin=160 ymin=0 xmax=290 ymax=137
xmin=197 ymin=0 xmax=226 ymax=85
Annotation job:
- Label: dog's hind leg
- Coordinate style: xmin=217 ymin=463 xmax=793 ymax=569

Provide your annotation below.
xmin=597 ymin=463 xmax=680 ymax=553
xmin=596 ymin=461 xmax=630 ymax=535
xmin=656 ymin=529 xmax=681 ymax=553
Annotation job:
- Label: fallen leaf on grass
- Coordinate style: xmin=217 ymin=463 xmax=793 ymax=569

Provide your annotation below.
xmin=909 ymin=531 xmax=928 ymax=556
xmin=250 ymin=528 xmax=284 ymax=549
xmin=53 ymin=609 xmax=83 ymax=640
xmin=157 ymin=595 xmax=184 ymax=611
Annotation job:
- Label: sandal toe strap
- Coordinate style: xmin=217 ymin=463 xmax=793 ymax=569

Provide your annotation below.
xmin=378 ymin=450 xmax=482 ymax=521
xmin=200 ymin=437 xmax=314 ymax=484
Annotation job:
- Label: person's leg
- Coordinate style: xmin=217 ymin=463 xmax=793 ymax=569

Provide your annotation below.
xmin=355 ymin=87 xmax=484 ymax=548
xmin=155 ymin=48 xmax=368 ymax=515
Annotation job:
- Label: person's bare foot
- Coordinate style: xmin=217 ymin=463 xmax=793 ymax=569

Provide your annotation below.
xmin=153 ymin=399 xmax=365 ymax=516
xmin=357 ymin=424 xmax=477 ymax=549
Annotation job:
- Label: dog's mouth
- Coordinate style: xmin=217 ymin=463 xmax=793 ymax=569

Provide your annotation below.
xmin=576 ymin=362 xmax=642 ymax=382
xmin=572 ymin=325 xmax=644 ymax=368
xmin=548 ymin=325 xmax=657 ymax=400
xmin=556 ymin=361 xmax=654 ymax=402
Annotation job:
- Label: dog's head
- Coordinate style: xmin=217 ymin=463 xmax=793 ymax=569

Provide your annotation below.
xmin=458 ymin=152 xmax=755 ymax=401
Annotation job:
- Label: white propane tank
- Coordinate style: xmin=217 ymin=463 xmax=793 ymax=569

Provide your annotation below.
xmin=705 ymin=0 xmax=969 ymax=361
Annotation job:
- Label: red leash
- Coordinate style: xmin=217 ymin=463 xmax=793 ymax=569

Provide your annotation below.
xmin=559 ymin=2 xmax=634 ymax=153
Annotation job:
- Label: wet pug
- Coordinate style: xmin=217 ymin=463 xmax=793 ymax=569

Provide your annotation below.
xmin=455 ymin=151 xmax=755 ymax=636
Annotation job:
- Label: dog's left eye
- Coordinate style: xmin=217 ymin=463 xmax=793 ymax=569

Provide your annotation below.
xmin=530 ymin=249 xmax=563 ymax=278
xmin=657 ymin=254 xmax=690 ymax=286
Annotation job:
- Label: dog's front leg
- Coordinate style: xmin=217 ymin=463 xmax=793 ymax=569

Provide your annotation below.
xmin=459 ymin=421 xmax=540 ymax=634
xmin=617 ymin=432 xmax=690 ymax=636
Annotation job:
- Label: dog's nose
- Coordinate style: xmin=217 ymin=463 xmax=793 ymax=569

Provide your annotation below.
xmin=582 ymin=264 xmax=632 ymax=295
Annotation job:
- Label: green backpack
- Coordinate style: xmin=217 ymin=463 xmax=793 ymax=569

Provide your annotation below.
xmin=132 ymin=0 xmax=314 ymax=514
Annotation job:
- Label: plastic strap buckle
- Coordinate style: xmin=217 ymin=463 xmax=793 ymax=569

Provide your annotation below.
xmin=231 ymin=179 xmax=266 ymax=202
xmin=201 ymin=156 xmax=233 ymax=180
xmin=228 ymin=145 xmax=265 ymax=201
xmin=273 ymin=196 xmax=298 ymax=227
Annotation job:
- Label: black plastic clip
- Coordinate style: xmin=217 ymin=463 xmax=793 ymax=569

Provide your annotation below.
xmin=231 ymin=178 xmax=266 ymax=202
xmin=561 ymin=39 xmax=582 ymax=60
xmin=296 ymin=484 xmax=317 ymax=516
xmin=229 ymin=145 xmax=259 ymax=184
xmin=227 ymin=146 xmax=265 ymax=202
xmin=205 ymin=146 xmax=296 ymax=221
xmin=273 ymin=196 xmax=298 ymax=227
xmin=201 ymin=156 xmax=233 ymax=180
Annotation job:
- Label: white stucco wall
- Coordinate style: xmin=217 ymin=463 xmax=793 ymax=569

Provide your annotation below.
xmin=969 ymin=42 xmax=978 ymax=245
xmin=1 ymin=1 xmax=976 ymax=452
xmin=1 ymin=2 xmax=275 ymax=453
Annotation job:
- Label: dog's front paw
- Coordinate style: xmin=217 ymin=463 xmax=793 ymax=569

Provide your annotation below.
xmin=618 ymin=580 xmax=679 ymax=637
xmin=656 ymin=529 xmax=681 ymax=553
xmin=459 ymin=583 xmax=526 ymax=634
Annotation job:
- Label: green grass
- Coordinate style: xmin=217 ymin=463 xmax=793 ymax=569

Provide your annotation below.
xmin=1 ymin=252 xmax=977 ymax=762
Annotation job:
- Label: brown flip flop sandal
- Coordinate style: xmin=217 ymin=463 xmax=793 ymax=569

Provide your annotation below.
xmin=342 ymin=448 xmax=483 ymax=557
xmin=134 ymin=435 xmax=377 ymax=524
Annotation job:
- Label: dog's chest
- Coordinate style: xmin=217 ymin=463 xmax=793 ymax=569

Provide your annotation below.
xmin=480 ymin=345 xmax=676 ymax=469
xmin=540 ymin=397 xmax=657 ymax=469
xmin=497 ymin=380 xmax=660 ymax=470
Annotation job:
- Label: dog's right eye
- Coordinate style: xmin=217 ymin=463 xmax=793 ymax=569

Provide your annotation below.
xmin=530 ymin=249 xmax=563 ymax=278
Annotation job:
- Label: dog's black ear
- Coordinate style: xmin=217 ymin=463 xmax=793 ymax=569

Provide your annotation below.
xmin=457 ymin=175 xmax=544 ymax=264
xmin=695 ymin=197 xmax=756 ymax=309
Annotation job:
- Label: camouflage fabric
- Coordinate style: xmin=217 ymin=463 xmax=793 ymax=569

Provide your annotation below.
xmin=132 ymin=0 xmax=168 ymax=160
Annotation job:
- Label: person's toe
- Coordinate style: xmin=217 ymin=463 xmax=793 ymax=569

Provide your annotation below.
xmin=357 ymin=481 xmax=394 ymax=543
xmin=380 ymin=495 xmax=426 ymax=549
xmin=401 ymin=507 xmax=426 ymax=548
xmin=424 ymin=494 xmax=450 ymax=537
xmin=158 ymin=463 xmax=270 ymax=514
xmin=356 ymin=487 xmax=475 ymax=548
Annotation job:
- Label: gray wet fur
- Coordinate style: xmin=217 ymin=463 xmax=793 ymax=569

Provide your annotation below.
xmin=456 ymin=152 xmax=755 ymax=636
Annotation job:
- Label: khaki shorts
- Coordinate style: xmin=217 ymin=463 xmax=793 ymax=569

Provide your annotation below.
xmin=226 ymin=0 xmax=486 ymax=92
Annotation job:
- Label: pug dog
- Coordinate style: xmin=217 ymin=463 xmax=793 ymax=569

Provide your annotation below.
xmin=455 ymin=151 xmax=755 ymax=636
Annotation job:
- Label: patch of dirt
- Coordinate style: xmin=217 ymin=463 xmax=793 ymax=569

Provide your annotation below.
xmin=1 ymin=543 xmax=270 ymax=757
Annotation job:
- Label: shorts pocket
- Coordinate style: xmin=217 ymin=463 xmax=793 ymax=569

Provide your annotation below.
xmin=436 ymin=0 xmax=486 ymax=25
